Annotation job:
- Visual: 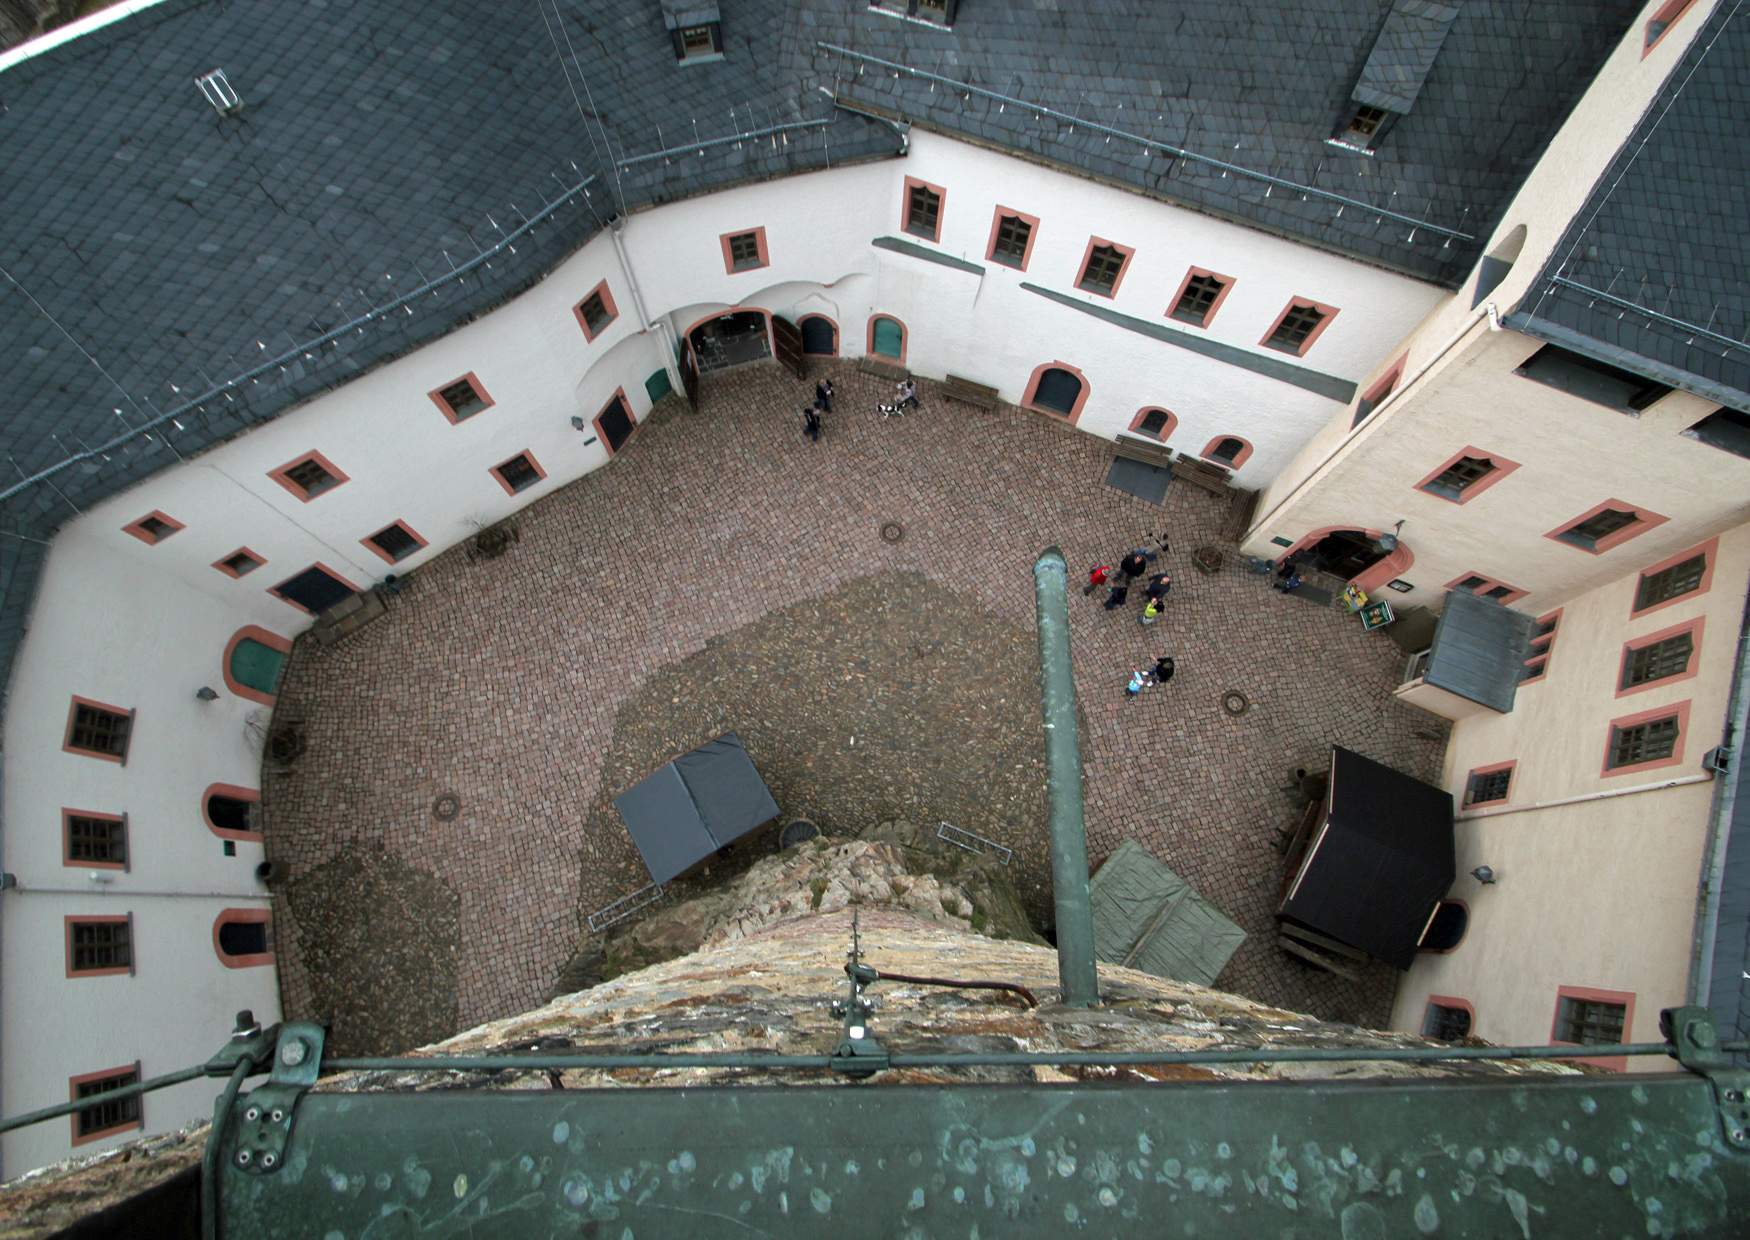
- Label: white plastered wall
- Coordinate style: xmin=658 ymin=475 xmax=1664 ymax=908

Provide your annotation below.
xmin=1390 ymin=521 xmax=1750 ymax=1059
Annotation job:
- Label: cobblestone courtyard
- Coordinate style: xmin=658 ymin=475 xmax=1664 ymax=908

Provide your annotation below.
xmin=266 ymin=364 xmax=1447 ymax=1053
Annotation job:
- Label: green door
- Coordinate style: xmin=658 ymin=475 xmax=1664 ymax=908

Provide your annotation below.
xmin=644 ymin=367 xmax=673 ymax=404
xmin=230 ymin=639 xmax=286 ymax=696
xmin=871 ymin=317 xmax=904 ymax=359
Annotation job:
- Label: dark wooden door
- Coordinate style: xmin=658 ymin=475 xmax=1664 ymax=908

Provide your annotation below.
xmin=274 ymin=565 xmax=356 ymax=614
xmin=771 ymin=315 xmax=804 ymax=380
xmin=1309 ymin=530 xmax=1383 ymax=580
xmin=680 ymin=341 xmax=701 ymax=409
xmin=600 ymin=395 xmax=635 ymax=453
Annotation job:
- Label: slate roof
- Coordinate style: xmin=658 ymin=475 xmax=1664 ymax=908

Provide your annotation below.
xmin=1511 ymin=0 xmax=1750 ymax=414
xmin=1422 ymin=588 xmax=1536 ymax=714
xmin=1352 ymin=0 xmax=1461 ymax=114
xmin=0 ymin=1 xmax=1643 ymax=700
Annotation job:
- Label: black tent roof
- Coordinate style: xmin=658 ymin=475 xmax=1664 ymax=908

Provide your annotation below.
xmin=1278 ymin=746 xmax=1455 ymax=969
xmin=613 ymin=732 xmax=779 ymax=885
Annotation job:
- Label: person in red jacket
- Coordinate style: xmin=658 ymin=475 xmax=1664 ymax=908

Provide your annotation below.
xmin=1083 ymin=563 xmax=1113 ymax=596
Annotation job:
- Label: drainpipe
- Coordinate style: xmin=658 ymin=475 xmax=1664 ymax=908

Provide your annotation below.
xmin=1033 ymin=546 xmax=1099 ymax=1008
xmin=1689 ymin=579 xmax=1750 ymax=1009
xmin=607 ymin=217 xmax=685 ymax=397
xmin=1456 ymin=773 xmax=1715 ymax=822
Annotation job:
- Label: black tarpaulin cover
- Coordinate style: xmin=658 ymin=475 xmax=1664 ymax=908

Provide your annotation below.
xmin=1278 ymin=746 xmax=1455 ymax=970
xmin=614 ymin=732 xmax=780 ymax=885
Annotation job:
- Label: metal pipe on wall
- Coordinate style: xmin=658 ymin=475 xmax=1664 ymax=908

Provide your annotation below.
xmin=1032 ymin=546 xmax=1099 ymax=1008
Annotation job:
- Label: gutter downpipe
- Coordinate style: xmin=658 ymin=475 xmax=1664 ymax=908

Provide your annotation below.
xmin=1689 ymin=577 xmax=1750 ymax=1008
xmin=1033 ymin=547 xmax=1099 ymax=1008
xmin=607 ymin=217 xmax=685 ymax=399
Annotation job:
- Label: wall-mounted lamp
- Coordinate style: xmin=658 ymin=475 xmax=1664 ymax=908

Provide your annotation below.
xmin=1377 ymin=519 xmax=1407 ymax=554
xmin=1470 ymin=865 xmax=1497 ymax=885
xmin=570 ymin=416 xmax=586 ymax=431
xmin=196 ymin=686 xmax=220 ymax=701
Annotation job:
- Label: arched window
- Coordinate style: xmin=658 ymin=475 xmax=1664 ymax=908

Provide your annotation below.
xmin=204 ymin=783 xmax=261 ymax=841
xmin=800 ymin=315 xmax=838 ymax=356
xmin=1202 ymin=435 xmax=1254 ymax=468
xmin=1128 ymin=408 xmax=1177 ymax=441
xmin=1032 ymin=369 xmax=1083 ymax=416
xmin=869 ymin=315 xmax=906 ymax=361
xmin=213 ymin=909 xmax=273 ymax=967
xmin=222 ymin=626 xmax=291 ymax=707
xmin=1473 ymin=223 xmax=1527 ymax=308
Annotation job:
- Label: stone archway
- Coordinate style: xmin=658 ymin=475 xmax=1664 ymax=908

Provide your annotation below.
xmin=1279 ymin=525 xmax=1414 ymax=592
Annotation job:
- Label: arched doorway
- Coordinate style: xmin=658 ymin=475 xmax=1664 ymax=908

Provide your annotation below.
xmin=212 ymin=909 xmax=273 ymax=967
xmin=688 ymin=310 xmax=770 ymax=372
xmin=1280 ymin=526 xmax=1414 ymax=593
xmin=800 ymin=315 xmax=838 ymax=356
xmin=869 ymin=315 xmax=905 ymax=362
xmin=222 ymin=626 xmax=291 ymax=707
xmin=1419 ymin=900 xmax=1469 ymax=952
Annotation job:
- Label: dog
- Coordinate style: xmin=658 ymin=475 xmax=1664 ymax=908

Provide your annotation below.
xmin=876 ymin=399 xmax=907 ymax=419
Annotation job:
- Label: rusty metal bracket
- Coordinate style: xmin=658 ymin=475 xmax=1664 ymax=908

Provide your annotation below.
xmin=224 ymin=1022 xmax=326 ymax=1176
xmin=1663 ymin=1005 xmax=1750 ymax=1150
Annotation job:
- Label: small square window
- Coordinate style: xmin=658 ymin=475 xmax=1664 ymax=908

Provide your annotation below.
xmin=66 ymin=813 xmax=127 ymax=867
xmin=905 ymin=182 xmax=942 ymax=240
xmin=1077 ymin=243 xmax=1129 ymax=296
xmin=990 ymin=213 xmax=1033 ymax=268
xmin=364 ymin=521 xmax=424 ymax=563
xmin=726 ymin=231 xmax=764 ymax=271
xmin=1422 ymin=1002 xmax=1472 ymax=1041
xmin=73 ymin=1067 xmax=142 ymax=1141
xmin=1608 ymin=716 xmax=1680 ymax=769
xmin=1635 ymin=553 xmax=1707 ymax=611
xmin=1465 ymin=767 xmax=1512 ymax=806
xmin=1171 ymin=273 xmax=1226 ymax=325
xmin=123 ymin=511 xmax=184 ymax=545
xmin=69 ymin=918 xmax=132 ymax=974
xmin=270 ymin=452 xmax=350 ymax=501
xmin=1683 ymin=406 xmax=1750 ymax=460
xmin=494 ymin=452 xmax=544 ymax=495
xmin=1352 ymin=359 xmax=1405 ymax=428
xmin=439 ymin=378 xmax=487 ymax=420
xmin=67 ymin=700 xmax=132 ymax=761
xmin=1621 ymin=633 xmax=1694 ymax=689
xmin=577 ymin=290 xmax=614 ymax=338
xmin=1554 ymin=996 xmax=1625 ymax=1045
xmin=1554 ymin=507 xmax=1638 ymax=551
xmin=1266 ymin=302 xmax=1328 ymax=353
xmin=1421 ymin=456 xmax=1495 ymax=500
xmin=214 ymin=547 xmax=264 ymax=579
xmin=1454 ymin=575 xmax=1488 ymax=592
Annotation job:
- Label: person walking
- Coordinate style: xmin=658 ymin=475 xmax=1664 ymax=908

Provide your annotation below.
xmin=896 ymin=376 xmax=921 ymax=411
xmin=1144 ymin=571 xmax=1172 ymax=601
xmin=815 ymin=378 xmax=834 ymax=413
xmin=1139 ymin=595 xmax=1164 ymax=626
xmin=1118 ymin=550 xmax=1149 ymax=581
xmin=802 ymin=405 xmax=822 ymax=443
xmin=1103 ymin=577 xmax=1130 ymax=610
xmin=1124 ymin=667 xmax=1154 ymax=698
xmin=1152 ymin=655 xmax=1176 ymax=684
xmin=1083 ymin=563 xmax=1113 ymax=597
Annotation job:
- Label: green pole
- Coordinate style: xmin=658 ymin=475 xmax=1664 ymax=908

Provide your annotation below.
xmin=1033 ymin=546 xmax=1099 ymax=1007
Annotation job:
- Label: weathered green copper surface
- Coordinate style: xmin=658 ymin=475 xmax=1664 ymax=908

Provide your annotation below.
xmin=216 ymin=1074 xmax=1748 ymax=1237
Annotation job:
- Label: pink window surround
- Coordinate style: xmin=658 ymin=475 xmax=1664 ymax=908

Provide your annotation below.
xmin=360 ymin=519 xmax=430 ymax=566
xmin=266 ymin=449 xmax=351 ymax=503
xmin=63 ymin=808 xmax=128 ymax=871
xmin=984 ymin=205 xmax=1041 ymax=272
xmin=1616 ymin=615 xmax=1706 ymax=699
xmin=490 ymin=450 xmax=548 ymax=497
xmin=268 ymin=562 xmax=361 ymax=616
xmin=1551 ymin=985 xmax=1636 ymax=1072
xmin=1357 ymin=356 xmax=1406 ymax=414
xmin=718 ymin=226 xmax=770 ymax=274
xmin=1413 ymin=445 xmax=1523 ymax=505
xmin=1019 ymin=360 xmax=1090 ymax=426
xmin=1443 ymin=571 xmax=1528 ymax=608
xmin=900 ymin=175 xmax=947 ymax=243
xmin=1601 ymin=699 xmax=1692 ymax=778
xmin=1274 ymin=526 xmax=1414 ymax=595
xmin=1126 ymin=407 xmax=1178 ymax=442
xmin=69 ymin=1062 xmax=143 ymax=1146
xmin=1543 ymin=498 xmax=1669 ymax=556
xmin=593 ymin=388 xmax=640 ymax=456
xmin=1519 ymin=608 xmax=1561 ymax=686
xmin=1073 ymin=235 xmax=1136 ymax=299
xmin=65 ymin=915 xmax=132 ymax=978
xmin=427 ymin=372 xmax=495 ymax=425
xmin=1630 ymin=535 xmax=1718 ymax=620
xmin=1643 ymin=0 xmax=1697 ymax=57
xmin=122 ymin=509 xmax=184 ymax=546
xmin=866 ymin=314 xmax=908 ymax=366
xmin=203 ymin=782 xmax=261 ymax=842
xmin=1462 ymin=760 xmax=1517 ymax=808
xmin=798 ymin=314 xmax=838 ymax=355
xmin=1165 ymin=265 xmax=1236 ymax=329
xmin=1259 ymin=297 xmax=1341 ymax=357
xmin=572 ymin=280 xmax=619 ymax=342
xmin=63 ymin=694 xmax=132 ymax=765
xmin=1199 ymin=435 xmax=1255 ymax=470
xmin=213 ymin=908 xmax=274 ymax=968
xmin=1425 ymin=993 xmax=1476 ymax=1027
xmin=221 ymin=625 xmax=292 ymax=707
xmin=211 ymin=546 xmax=266 ymax=579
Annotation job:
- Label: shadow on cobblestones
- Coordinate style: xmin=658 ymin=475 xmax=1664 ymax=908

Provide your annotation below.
xmin=578 ymin=570 xmax=1056 ymax=931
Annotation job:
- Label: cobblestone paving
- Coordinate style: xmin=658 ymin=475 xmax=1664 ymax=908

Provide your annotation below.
xmin=265 ymin=363 xmax=1447 ymax=1052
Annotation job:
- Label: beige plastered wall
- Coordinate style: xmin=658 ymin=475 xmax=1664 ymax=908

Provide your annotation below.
xmin=1390 ymin=520 xmax=1750 ymax=1062
xmin=1247 ymin=0 xmax=1726 ymax=575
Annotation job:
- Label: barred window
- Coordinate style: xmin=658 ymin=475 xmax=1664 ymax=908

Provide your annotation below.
xmin=75 ymin=1069 xmax=142 ymax=1138
xmin=283 ymin=458 xmax=341 ymax=498
xmin=1608 ymin=716 xmax=1679 ymax=768
xmin=1635 ymin=554 xmax=1706 ymax=611
xmin=67 ymin=814 xmax=127 ymax=866
xmin=1421 ymin=456 xmax=1497 ymax=500
xmin=1555 ymin=996 xmax=1625 ymax=1045
xmin=905 ymin=183 xmax=941 ymax=239
xmin=68 ymin=703 xmax=131 ymax=759
xmin=1621 ymin=633 xmax=1693 ymax=688
xmin=1172 ymin=274 xmax=1226 ymax=325
xmin=70 ymin=920 xmax=132 ymax=973
xmin=1078 ymin=244 xmax=1127 ymax=295
xmin=1422 ymin=1003 xmax=1471 ymax=1041
xmin=1465 ymin=768 xmax=1511 ymax=805
xmin=990 ymin=214 xmax=1032 ymax=267
xmin=726 ymin=232 xmax=763 ymax=271
xmin=1266 ymin=302 xmax=1327 ymax=352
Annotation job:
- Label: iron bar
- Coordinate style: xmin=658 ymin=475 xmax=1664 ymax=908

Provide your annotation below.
xmin=1548 ymin=274 xmax=1750 ymax=355
xmin=815 ymin=43 xmax=1474 ymax=241
xmin=0 ymin=1063 xmax=212 ymax=1136
xmin=617 ymin=118 xmax=833 ymax=168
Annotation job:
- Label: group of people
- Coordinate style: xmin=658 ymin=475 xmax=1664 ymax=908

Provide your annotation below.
xmin=1085 ymin=534 xmax=1179 ymax=699
xmin=799 ymin=376 xmax=922 ymax=442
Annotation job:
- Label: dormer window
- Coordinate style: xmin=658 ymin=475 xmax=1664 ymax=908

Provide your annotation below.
xmin=678 ymin=24 xmax=718 ymax=59
xmin=1339 ymin=104 xmax=1390 ymax=149
xmin=871 ymin=0 xmax=957 ymax=27
xmin=663 ymin=3 xmax=724 ymax=63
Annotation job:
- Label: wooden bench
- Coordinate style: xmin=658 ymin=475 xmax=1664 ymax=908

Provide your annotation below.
xmin=1220 ymin=486 xmax=1260 ymax=541
xmin=857 ymin=355 xmax=907 ymax=382
xmin=1112 ymin=433 xmax=1176 ymax=469
xmin=309 ymin=588 xmax=388 ymax=648
xmin=941 ymin=374 xmax=1000 ymax=409
xmin=1171 ymin=455 xmax=1233 ymax=497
